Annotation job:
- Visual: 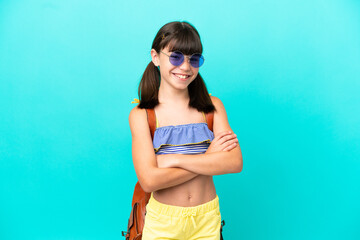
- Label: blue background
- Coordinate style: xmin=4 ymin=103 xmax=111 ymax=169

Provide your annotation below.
xmin=1 ymin=0 xmax=359 ymax=239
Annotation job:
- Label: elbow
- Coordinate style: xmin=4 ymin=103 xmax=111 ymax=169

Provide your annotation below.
xmin=227 ymin=146 xmax=243 ymax=173
xmin=139 ymin=176 xmax=162 ymax=193
xmin=139 ymin=178 xmax=155 ymax=193
xmin=137 ymin=166 xmax=165 ymax=192
xmin=138 ymin=174 xmax=155 ymax=193
xmin=235 ymin=160 xmax=243 ymax=173
xmin=232 ymin=156 xmax=243 ymax=173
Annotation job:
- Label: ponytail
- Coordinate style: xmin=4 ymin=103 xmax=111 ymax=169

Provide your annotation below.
xmin=188 ymin=73 xmax=216 ymax=113
xmin=138 ymin=61 xmax=160 ymax=109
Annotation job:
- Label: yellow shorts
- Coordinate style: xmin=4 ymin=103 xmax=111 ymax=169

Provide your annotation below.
xmin=142 ymin=193 xmax=221 ymax=240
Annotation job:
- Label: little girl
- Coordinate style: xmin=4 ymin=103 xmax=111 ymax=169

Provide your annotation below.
xmin=129 ymin=21 xmax=243 ymax=240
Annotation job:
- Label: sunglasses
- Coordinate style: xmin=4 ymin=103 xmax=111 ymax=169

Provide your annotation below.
xmin=160 ymin=51 xmax=205 ymax=68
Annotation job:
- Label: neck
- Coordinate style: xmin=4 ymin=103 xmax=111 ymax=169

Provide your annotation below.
xmin=158 ymin=82 xmax=190 ymax=107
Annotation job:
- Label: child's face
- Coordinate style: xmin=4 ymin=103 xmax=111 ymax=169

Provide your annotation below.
xmin=152 ymin=46 xmax=200 ymax=90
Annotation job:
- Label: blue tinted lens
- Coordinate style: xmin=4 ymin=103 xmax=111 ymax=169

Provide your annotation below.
xmin=169 ymin=51 xmax=184 ymax=66
xmin=190 ymin=54 xmax=204 ymax=68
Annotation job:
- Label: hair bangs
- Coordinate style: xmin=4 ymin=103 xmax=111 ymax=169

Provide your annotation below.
xmin=167 ymin=30 xmax=202 ymax=55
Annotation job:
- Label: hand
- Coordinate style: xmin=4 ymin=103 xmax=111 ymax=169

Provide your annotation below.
xmin=206 ymin=131 xmax=238 ymax=153
xmin=156 ymin=154 xmax=177 ymax=168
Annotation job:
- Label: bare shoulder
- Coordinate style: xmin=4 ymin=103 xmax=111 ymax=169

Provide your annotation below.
xmin=128 ymin=105 xmax=149 ymax=136
xmin=209 ymin=96 xmax=232 ymax=134
xmin=210 ymin=95 xmax=227 ymax=117
xmin=129 ymin=105 xmax=146 ymax=123
xmin=210 ymin=95 xmax=225 ymax=111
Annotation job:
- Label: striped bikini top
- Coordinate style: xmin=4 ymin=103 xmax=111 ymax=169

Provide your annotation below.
xmin=153 ymin=112 xmax=215 ymax=155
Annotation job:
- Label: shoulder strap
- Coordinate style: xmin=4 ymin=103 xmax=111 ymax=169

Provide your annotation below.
xmin=146 ymin=109 xmax=156 ymax=139
xmin=205 ymin=112 xmax=214 ymax=132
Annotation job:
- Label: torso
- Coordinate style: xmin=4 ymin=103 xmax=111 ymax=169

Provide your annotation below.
xmin=152 ymin=105 xmax=217 ymax=207
xmin=153 ymin=174 xmax=217 ymax=207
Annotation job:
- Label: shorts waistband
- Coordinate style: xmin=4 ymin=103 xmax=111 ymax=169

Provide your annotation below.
xmin=148 ymin=193 xmax=219 ymax=217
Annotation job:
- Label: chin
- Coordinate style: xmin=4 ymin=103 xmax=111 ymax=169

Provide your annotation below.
xmin=174 ymin=83 xmax=190 ymax=91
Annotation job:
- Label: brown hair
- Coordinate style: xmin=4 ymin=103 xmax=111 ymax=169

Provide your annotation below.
xmin=137 ymin=21 xmax=215 ymax=113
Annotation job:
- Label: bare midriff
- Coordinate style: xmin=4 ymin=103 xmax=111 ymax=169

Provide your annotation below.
xmin=153 ymin=175 xmax=217 ymax=207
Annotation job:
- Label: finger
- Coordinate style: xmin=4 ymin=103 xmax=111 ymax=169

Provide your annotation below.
xmin=211 ymin=133 xmax=231 ymax=147
xmin=214 ymin=133 xmax=235 ymax=145
xmin=222 ymin=138 xmax=238 ymax=147
xmin=218 ymin=134 xmax=238 ymax=145
xmin=222 ymin=142 xmax=237 ymax=152
xmin=220 ymin=139 xmax=237 ymax=151
xmin=213 ymin=131 xmax=233 ymax=141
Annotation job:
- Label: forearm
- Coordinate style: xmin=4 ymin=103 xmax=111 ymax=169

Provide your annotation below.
xmin=140 ymin=166 xmax=198 ymax=192
xmin=171 ymin=149 xmax=242 ymax=176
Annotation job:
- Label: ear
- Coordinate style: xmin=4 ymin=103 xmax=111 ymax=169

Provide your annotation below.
xmin=151 ymin=49 xmax=160 ymax=67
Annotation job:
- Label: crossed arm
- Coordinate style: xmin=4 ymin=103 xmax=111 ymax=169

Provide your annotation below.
xmin=129 ymin=96 xmax=243 ymax=192
xmin=156 ymin=131 xmax=242 ymax=176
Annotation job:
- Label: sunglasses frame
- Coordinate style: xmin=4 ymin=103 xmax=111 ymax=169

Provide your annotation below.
xmin=160 ymin=51 xmax=205 ymax=68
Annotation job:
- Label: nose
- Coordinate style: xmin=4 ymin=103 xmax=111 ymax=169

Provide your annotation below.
xmin=179 ymin=57 xmax=191 ymax=70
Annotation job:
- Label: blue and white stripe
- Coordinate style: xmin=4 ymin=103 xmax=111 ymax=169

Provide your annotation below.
xmin=156 ymin=142 xmax=211 ymax=155
xmin=153 ymin=122 xmax=214 ymax=155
